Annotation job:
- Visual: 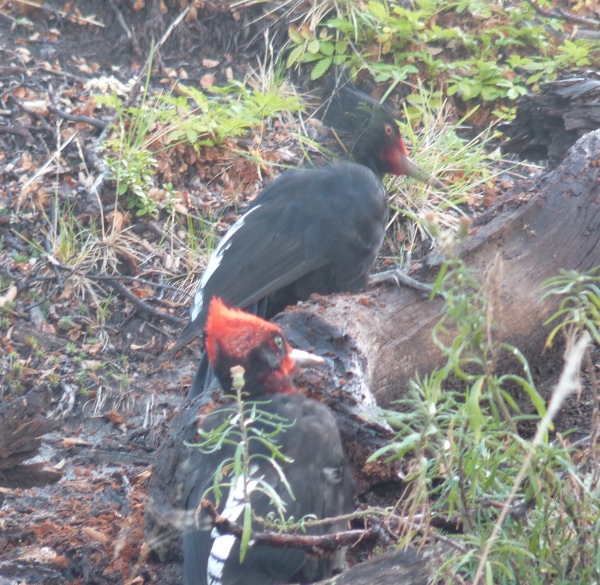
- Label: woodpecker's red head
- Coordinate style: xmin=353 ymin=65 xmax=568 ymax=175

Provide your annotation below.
xmin=375 ymin=122 xmax=421 ymax=178
xmin=205 ymin=298 xmax=298 ymax=396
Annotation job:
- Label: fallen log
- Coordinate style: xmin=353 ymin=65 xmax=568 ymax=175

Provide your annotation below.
xmin=501 ymin=75 xmax=600 ymax=166
xmin=317 ymin=547 xmax=431 ymax=585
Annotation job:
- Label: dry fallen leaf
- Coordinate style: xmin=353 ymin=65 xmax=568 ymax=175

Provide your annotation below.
xmin=0 ymin=284 xmax=17 ymax=308
xmin=22 ymin=99 xmax=50 ymax=116
xmin=106 ymin=411 xmax=126 ymax=425
xmin=200 ymin=73 xmax=216 ymax=89
xmin=130 ymin=337 xmax=156 ymax=351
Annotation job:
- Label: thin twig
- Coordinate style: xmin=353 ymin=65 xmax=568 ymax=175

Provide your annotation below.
xmin=108 ymin=0 xmax=142 ymax=56
xmin=48 ymin=104 xmax=108 ymax=131
xmin=0 ymin=125 xmax=34 ymax=142
xmin=97 ymin=276 xmax=185 ymax=326
xmin=526 ymin=0 xmax=599 ymax=27
xmin=41 ymin=256 xmax=186 ymax=327
xmin=201 ymin=499 xmax=377 ymax=552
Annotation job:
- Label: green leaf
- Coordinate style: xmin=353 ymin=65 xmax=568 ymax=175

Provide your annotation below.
xmin=481 ymin=85 xmax=500 ymax=101
xmin=286 ymin=44 xmax=306 ymax=67
xmin=367 ymin=1 xmax=388 ymax=19
xmin=335 ymin=40 xmax=348 ymax=55
xmin=466 ymin=378 xmax=484 ymax=440
xmin=239 ymin=502 xmax=252 ymax=562
xmin=307 ymin=40 xmax=320 ymax=54
xmin=311 ymin=57 xmax=333 ymax=80
xmin=319 ymin=41 xmax=334 ymax=56
xmin=367 ymin=432 xmax=421 ymax=462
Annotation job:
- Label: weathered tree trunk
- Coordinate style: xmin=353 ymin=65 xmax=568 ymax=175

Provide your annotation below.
xmin=278 ymin=129 xmax=600 ymax=408
xmin=501 ymin=75 xmax=600 ymax=166
xmin=318 ymin=548 xmax=430 ymax=585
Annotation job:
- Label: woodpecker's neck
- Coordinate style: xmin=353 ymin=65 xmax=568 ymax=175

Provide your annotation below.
xmin=255 ymin=372 xmax=297 ymax=396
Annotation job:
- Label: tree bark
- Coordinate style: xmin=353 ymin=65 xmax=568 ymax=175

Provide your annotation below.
xmin=501 ymin=75 xmax=600 ymax=166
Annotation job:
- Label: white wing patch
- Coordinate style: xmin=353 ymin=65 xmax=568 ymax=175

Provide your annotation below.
xmin=206 ymin=463 xmax=262 ymax=585
xmin=190 ymin=205 xmax=262 ymax=321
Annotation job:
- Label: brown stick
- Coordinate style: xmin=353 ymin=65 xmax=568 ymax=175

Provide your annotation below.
xmin=201 ymin=499 xmax=377 ymax=553
xmin=0 ymin=125 xmax=34 ymax=142
xmin=48 ymin=104 xmax=108 ymax=131
xmin=526 ymin=0 xmax=599 ymax=27
xmin=39 ymin=257 xmax=186 ymax=327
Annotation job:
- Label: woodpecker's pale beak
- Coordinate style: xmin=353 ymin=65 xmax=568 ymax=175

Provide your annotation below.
xmin=402 ymin=155 xmax=447 ymax=190
xmin=290 ymin=348 xmax=327 ymax=368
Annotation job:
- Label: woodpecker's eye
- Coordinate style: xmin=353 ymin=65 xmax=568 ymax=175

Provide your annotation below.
xmin=273 ymin=334 xmax=285 ymax=355
xmin=384 ymin=124 xmax=394 ymax=137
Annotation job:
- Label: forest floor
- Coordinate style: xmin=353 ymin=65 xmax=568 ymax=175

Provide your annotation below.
xmin=0 ymin=3 xmax=598 ymax=584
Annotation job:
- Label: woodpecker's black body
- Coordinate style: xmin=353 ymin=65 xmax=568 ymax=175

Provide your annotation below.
xmin=183 ymin=394 xmax=355 ymax=585
xmin=178 ymin=79 xmax=428 ymax=397
xmin=183 ymin=300 xmax=355 ymax=585
xmin=179 ymin=162 xmax=387 ymax=344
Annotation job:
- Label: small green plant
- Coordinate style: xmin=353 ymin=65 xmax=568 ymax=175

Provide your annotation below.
xmin=369 ymin=222 xmax=600 ymax=583
xmin=542 ymin=266 xmax=600 ymax=347
xmin=188 ymin=366 xmax=297 ymax=561
xmin=286 ymin=0 xmax=599 ymax=120
xmin=10 ymin=360 xmax=24 ymax=378
xmin=48 ymin=372 xmax=61 ymax=388
xmin=98 ymin=75 xmax=302 ymax=216
xmin=12 ymin=253 xmax=29 ymax=264
xmin=58 ymin=316 xmax=74 ymax=331
xmin=1 ymin=300 xmax=16 ymax=317
xmin=73 ymin=370 xmax=88 ymax=386
xmin=100 ymin=89 xmax=160 ymax=217
xmin=167 ymin=81 xmax=302 ymax=148
xmin=286 ymin=23 xmax=350 ymax=79
xmin=542 ymin=265 xmax=600 ymax=488
xmin=96 ymin=294 xmax=116 ymax=326
xmin=65 ymin=342 xmax=78 ymax=356
xmin=24 ymin=336 xmax=38 ymax=350
xmin=446 ymin=59 xmax=528 ymax=101
xmin=112 ymin=371 xmax=131 ymax=391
